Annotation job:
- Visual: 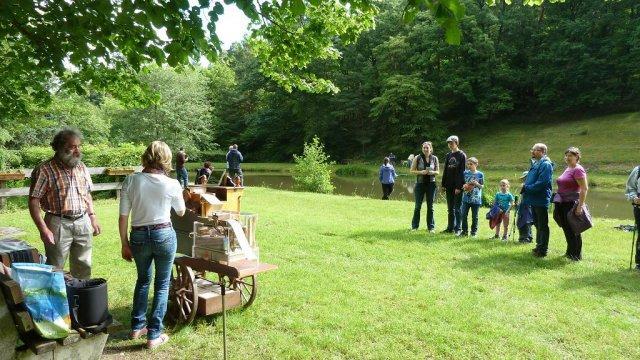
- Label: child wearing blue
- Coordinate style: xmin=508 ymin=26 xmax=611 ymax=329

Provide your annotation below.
xmin=494 ymin=179 xmax=515 ymax=241
xmin=459 ymin=157 xmax=484 ymax=237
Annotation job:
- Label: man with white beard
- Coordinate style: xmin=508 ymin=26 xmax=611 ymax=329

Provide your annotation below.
xmin=28 ymin=128 xmax=101 ymax=279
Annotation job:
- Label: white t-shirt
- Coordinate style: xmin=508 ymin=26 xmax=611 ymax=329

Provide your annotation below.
xmin=119 ymin=173 xmax=186 ymax=227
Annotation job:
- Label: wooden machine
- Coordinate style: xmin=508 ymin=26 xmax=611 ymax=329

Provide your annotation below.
xmin=169 ymin=185 xmax=277 ymax=325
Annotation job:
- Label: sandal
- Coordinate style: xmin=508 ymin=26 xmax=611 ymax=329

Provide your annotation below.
xmin=129 ymin=327 xmax=148 ymax=340
xmin=146 ymin=333 xmax=169 ymax=349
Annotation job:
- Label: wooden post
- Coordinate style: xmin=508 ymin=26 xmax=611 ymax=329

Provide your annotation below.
xmin=0 ymin=181 xmax=5 ymax=211
xmin=114 ymin=175 xmax=121 ymax=200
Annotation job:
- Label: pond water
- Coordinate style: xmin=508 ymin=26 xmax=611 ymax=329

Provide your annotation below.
xmin=236 ymin=173 xmax=633 ymax=221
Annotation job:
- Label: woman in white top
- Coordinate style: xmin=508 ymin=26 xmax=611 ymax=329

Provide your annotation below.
xmin=118 ymin=141 xmax=186 ymax=349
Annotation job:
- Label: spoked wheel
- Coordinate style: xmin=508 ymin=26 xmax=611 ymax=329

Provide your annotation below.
xmin=169 ymin=262 xmax=198 ymax=324
xmin=231 ymin=275 xmax=257 ymax=309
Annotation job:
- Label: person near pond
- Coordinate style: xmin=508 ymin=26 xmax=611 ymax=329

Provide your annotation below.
xmin=410 ymin=141 xmax=440 ymax=232
xmin=118 ymin=141 xmax=186 ymax=349
xmin=521 ymin=143 xmax=554 ymax=258
xmin=226 ymin=144 xmax=244 ymax=186
xmin=196 ymin=161 xmax=213 ymax=185
xmin=388 ymin=152 xmax=397 ymax=166
xmin=441 ymin=135 xmax=467 ymax=235
xmin=493 ymin=179 xmax=515 ymax=241
xmin=625 ymin=163 xmax=640 ymax=270
xmin=459 ymin=157 xmax=484 ymax=238
xmin=379 ymin=157 xmax=397 ymax=200
xmin=176 ymin=146 xmax=188 ymax=188
xmin=516 ymin=171 xmax=534 ymax=243
xmin=552 ymin=147 xmax=588 ymax=261
xmin=28 ymin=128 xmax=102 ymax=279
xmin=406 ymin=154 xmax=415 ymax=169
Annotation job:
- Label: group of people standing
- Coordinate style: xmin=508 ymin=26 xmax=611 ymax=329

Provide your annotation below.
xmin=397 ymin=136 xmax=591 ymax=261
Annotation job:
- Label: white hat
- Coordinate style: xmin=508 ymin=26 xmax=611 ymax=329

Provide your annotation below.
xmin=446 ymin=135 xmax=459 ymax=143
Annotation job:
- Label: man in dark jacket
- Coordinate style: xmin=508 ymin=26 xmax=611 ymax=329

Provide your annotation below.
xmin=226 ymin=144 xmax=244 ymax=185
xmin=441 ymin=135 xmax=467 ymax=234
xmin=521 ymin=143 xmax=553 ymax=257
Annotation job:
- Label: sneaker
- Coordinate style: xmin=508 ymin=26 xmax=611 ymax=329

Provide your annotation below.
xmin=492 ymin=234 xmax=499 ymax=240
xmin=428 ymin=229 xmax=436 ymax=234
xmin=502 ymin=235 xmax=508 ymax=242
xmin=409 ymin=228 xmax=418 ymax=232
xmin=455 ymin=231 xmax=465 ymax=237
xmin=441 ymin=229 xmax=454 ymax=234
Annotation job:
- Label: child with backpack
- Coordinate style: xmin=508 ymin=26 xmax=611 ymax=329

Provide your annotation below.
xmin=493 ymin=179 xmax=515 ymax=241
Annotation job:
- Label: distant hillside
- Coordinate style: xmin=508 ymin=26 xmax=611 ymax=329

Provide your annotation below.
xmin=461 ymin=112 xmax=640 ymax=175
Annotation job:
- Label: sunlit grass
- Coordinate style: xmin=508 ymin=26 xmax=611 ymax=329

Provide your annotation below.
xmin=3 ymin=187 xmax=639 ymax=359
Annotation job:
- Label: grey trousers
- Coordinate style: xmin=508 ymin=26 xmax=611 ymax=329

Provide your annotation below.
xmin=43 ymin=213 xmax=93 ymax=279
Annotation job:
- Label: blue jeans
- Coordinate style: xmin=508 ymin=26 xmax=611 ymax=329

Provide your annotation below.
xmin=177 ymin=168 xmax=188 ymax=188
xmin=445 ymin=188 xmax=463 ymax=232
xmin=130 ymin=228 xmax=177 ymax=341
xmin=531 ymin=206 xmax=550 ymax=254
xmin=460 ymin=202 xmax=480 ymax=235
xmin=412 ymin=182 xmax=436 ymax=230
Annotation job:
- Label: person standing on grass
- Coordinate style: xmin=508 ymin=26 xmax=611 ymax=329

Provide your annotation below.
xmin=176 ymin=146 xmax=188 ymax=188
xmin=226 ymin=144 xmax=244 ymax=186
xmin=441 ymin=135 xmax=467 ymax=235
xmin=552 ymin=147 xmax=588 ymax=261
xmin=28 ymin=127 xmax=101 ymax=280
xmin=516 ymin=171 xmax=534 ymax=243
xmin=119 ymin=141 xmax=186 ymax=349
xmin=379 ymin=157 xmax=397 ymax=200
xmin=459 ymin=157 xmax=484 ymax=238
xmin=521 ymin=143 xmax=553 ymax=258
xmin=410 ymin=141 xmax=440 ymax=232
xmin=493 ymin=179 xmax=515 ymax=241
xmin=625 ymin=164 xmax=640 ymax=270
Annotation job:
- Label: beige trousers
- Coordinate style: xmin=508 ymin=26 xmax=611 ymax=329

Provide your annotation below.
xmin=43 ymin=213 xmax=93 ymax=279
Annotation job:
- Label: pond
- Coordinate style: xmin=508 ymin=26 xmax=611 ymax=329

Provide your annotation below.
xmin=236 ymin=173 xmax=633 ymax=221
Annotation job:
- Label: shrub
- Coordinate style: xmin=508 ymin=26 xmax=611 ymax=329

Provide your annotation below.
xmin=292 ymin=136 xmax=335 ymax=194
xmin=334 ymin=163 xmax=374 ymax=176
xmin=18 ymin=143 xmax=147 ymax=168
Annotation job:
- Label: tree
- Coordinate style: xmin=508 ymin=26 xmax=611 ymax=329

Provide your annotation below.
xmin=110 ymin=67 xmax=213 ymax=154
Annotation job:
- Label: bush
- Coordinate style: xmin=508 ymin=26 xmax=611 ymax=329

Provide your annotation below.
xmin=292 ymin=136 xmax=335 ymax=194
xmin=334 ymin=163 xmax=374 ymax=176
xmin=18 ymin=143 xmax=147 ymax=168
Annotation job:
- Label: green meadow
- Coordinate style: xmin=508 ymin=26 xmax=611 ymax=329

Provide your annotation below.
xmin=3 ymin=187 xmax=639 ymax=359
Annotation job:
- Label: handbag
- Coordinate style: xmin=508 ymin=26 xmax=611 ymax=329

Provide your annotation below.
xmin=65 ymin=277 xmax=113 ymax=333
xmin=566 ymin=203 xmax=593 ymax=235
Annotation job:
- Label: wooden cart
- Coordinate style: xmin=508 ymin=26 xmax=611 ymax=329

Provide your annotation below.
xmin=168 ymin=185 xmax=277 ymax=325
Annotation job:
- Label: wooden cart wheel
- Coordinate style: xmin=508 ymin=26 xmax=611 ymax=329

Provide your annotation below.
xmin=232 ymin=275 xmax=257 ymax=309
xmin=169 ymin=262 xmax=198 ymax=324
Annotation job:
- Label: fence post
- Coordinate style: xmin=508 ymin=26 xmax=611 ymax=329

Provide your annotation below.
xmin=0 ymin=181 xmax=5 ymax=211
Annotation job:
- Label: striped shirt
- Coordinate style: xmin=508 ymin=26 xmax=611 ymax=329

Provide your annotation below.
xmin=29 ymin=158 xmax=93 ymax=216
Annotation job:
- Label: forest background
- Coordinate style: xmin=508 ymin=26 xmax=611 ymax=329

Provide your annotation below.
xmin=1 ymin=0 xmax=638 ymax=168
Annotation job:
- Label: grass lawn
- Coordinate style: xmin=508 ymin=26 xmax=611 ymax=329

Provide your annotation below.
xmin=3 ymin=187 xmax=640 ymax=359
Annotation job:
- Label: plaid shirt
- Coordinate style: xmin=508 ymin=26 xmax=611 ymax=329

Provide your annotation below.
xmin=29 ymin=158 xmax=93 ymax=216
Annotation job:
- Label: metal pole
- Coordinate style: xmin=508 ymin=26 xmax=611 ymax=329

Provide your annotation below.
xmin=630 ymin=226 xmax=637 ymax=270
xmin=221 ymin=277 xmax=227 ymax=360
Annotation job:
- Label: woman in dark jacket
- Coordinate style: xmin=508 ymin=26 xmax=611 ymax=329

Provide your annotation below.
xmin=410 ymin=141 xmax=440 ymax=232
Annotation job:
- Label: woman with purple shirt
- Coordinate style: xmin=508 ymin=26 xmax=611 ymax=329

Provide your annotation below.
xmin=552 ymin=147 xmax=589 ymax=261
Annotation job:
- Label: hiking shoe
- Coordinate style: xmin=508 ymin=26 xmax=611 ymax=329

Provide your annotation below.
xmin=532 ymin=249 xmax=547 ymax=258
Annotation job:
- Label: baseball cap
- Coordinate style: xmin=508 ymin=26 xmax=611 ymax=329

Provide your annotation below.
xmin=446 ymin=135 xmax=459 ymax=143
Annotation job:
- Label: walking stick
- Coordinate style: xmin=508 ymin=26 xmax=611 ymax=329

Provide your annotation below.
xmin=630 ymin=225 xmax=637 ymax=270
xmin=511 ymin=197 xmax=519 ymax=239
